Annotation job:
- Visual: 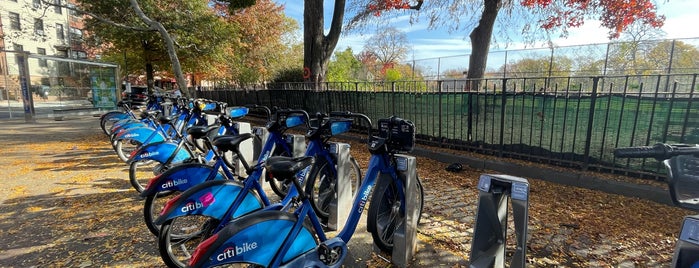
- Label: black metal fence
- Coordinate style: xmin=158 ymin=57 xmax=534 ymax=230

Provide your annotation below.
xmin=197 ymin=74 xmax=699 ymax=181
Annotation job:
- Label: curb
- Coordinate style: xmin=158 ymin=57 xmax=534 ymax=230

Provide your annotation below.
xmin=412 ymin=146 xmax=673 ymax=206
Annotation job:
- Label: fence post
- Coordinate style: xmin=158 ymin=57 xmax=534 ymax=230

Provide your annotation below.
xmin=499 ymin=79 xmax=508 ymax=157
xmin=583 ymin=77 xmax=600 ymax=170
xmin=438 ymin=80 xmax=443 ymax=146
xmin=392 ymin=81 xmax=396 ymax=115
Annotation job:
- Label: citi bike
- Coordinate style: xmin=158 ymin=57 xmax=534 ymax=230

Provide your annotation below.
xmin=154 ymin=111 xmax=369 ymax=268
xmin=614 ymin=143 xmax=699 ymax=267
xmin=140 ymin=107 xmax=301 ymax=238
xmin=186 ymin=115 xmax=424 ymax=268
xmin=128 ymin=104 xmax=251 ymax=194
xmin=110 ymin=99 xmax=216 ymax=162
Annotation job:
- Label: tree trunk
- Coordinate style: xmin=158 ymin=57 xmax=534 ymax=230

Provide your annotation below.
xmin=303 ymin=0 xmax=346 ymax=89
xmin=466 ymin=0 xmax=501 ymax=84
xmin=129 ymin=0 xmax=189 ymax=97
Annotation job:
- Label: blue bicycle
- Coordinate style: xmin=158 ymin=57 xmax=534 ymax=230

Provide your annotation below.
xmin=128 ymin=103 xmax=248 ymax=193
xmin=140 ymin=106 xmax=300 ymax=238
xmin=186 ymin=115 xmax=424 ymax=268
xmin=154 ymin=111 xmax=371 ymax=268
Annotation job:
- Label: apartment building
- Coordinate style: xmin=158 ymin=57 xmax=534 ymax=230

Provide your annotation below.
xmin=0 ymin=0 xmax=89 ymax=100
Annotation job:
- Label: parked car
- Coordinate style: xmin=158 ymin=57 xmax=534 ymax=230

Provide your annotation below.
xmin=122 ymin=86 xmax=149 ymax=107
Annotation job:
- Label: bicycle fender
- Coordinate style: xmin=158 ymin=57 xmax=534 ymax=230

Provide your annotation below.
xmin=140 ymin=164 xmax=224 ymax=197
xmin=154 ymin=180 xmax=263 ymax=225
xmin=189 ymin=211 xmax=317 ymax=268
xmin=101 ymin=111 xmax=130 ymax=122
xmin=114 ymin=127 xmax=165 ymax=145
xmin=111 ymin=120 xmax=147 ymax=135
xmin=128 ymin=141 xmax=192 ymax=164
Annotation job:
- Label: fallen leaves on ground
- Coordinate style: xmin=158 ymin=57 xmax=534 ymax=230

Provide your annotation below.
xmin=0 ymin=120 xmax=692 ymax=267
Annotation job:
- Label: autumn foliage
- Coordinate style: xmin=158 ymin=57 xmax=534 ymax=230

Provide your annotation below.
xmin=367 ymin=0 xmax=664 ymax=38
xmin=520 ymin=0 xmax=665 ymax=38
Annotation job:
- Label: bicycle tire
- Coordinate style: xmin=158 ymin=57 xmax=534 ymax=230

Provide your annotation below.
xmin=159 ymin=216 xmax=220 ymax=268
xmin=305 ymin=156 xmax=362 ymax=221
xmin=100 ymin=112 xmax=123 ymax=136
xmin=129 ymin=159 xmax=166 ymax=193
xmin=115 ymin=138 xmax=142 ymax=162
xmin=143 ymin=190 xmax=179 ymax=237
xmin=367 ymin=175 xmax=424 ymax=253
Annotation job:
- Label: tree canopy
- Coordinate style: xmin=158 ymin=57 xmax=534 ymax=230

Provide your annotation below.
xmin=348 ymin=0 xmax=665 ymax=83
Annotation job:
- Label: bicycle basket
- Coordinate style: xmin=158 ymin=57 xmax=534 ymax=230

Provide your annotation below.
xmin=378 ymin=116 xmax=415 ymax=153
xmin=330 ymin=119 xmax=353 ymax=136
xmin=229 ymin=106 xmax=249 ymax=118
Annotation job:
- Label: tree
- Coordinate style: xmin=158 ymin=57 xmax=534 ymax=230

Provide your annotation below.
xmin=45 ymin=0 xmax=235 ymax=97
xmin=348 ymin=0 xmax=664 ymax=86
xmin=327 ymin=47 xmax=363 ymax=82
xmin=361 ymin=27 xmax=409 ymax=65
xmin=303 ymin=0 xmax=347 ymax=87
xmin=217 ymin=0 xmax=296 ymax=86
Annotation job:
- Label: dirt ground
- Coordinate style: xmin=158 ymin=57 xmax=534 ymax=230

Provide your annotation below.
xmin=0 ymin=115 xmax=695 ymax=267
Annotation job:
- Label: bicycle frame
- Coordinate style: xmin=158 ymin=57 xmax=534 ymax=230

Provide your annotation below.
xmin=153 ymin=128 xmax=295 ymax=226
xmin=188 ymin=149 xmax=406 ymax=268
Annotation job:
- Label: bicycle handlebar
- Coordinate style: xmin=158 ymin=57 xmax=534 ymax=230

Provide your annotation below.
xmin=244 ymin=104 xmax=272 ymax=120
xmin=330 ymin=111 xmax=372 ymax=137
xmin=614 ymin=143 xmax=699 ymax=161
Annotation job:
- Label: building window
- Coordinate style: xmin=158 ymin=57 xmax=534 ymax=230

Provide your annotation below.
xmin=9 ymin=12 xmax=20 ymax=30
xmin=56 ymin=23 xmax=64 ymax=40
xmin=68 ymin=3 xmax=78 ymax=16
xmin=13 ymin=43 xmax=24 ymax=52
xmin=32 ymin=0 xmax=41 ymax=8
xmin=34 ymin=18 xmax=44 ymax=35
xmin=37 ymin=48 xmax=47 ymax=67
xmin=54 ymin=0 xmax=62 ymax=14
xmin=69 ymin=27 xmax=82 ymax=40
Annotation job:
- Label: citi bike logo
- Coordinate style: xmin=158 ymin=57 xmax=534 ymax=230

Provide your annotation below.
xmin=357 ymin=185 xmax=373 ymax=214
xmin=124 ymin=133 xmax=140 ymax=138
xmin=139 ymin=151 xmax=159 ymax=158
xmin=216 ymin=242 xmax=258 ymax=261
xmin=260 ymin=150 xmax=271 ymax=162
xmin=181 ymin=192 xmax=215 ymax=213
xmin=161 ymin=178 xmax=188 ymax=189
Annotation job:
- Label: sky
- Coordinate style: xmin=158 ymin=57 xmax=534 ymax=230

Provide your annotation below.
xmin=273 ymin=0 xmax=699 ymax=63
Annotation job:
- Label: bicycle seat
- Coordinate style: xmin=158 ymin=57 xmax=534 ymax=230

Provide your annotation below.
xmin=187 ymin=125 xmax=220 ymax=140
xmin=158 ymin=115 xmax=174 ymax=125
xmin=265 ymin=156 xmax=314 ymax=182
xmin=212 ymin=133 xmax=254 ymax=152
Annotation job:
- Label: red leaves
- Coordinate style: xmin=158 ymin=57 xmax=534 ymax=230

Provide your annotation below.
xmin=521 ymin=0 xmax=665 ymax=38
xmin=368 ymin=0 xmax=413 ymax=16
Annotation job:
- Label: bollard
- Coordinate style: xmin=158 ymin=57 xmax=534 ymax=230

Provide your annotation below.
xmin=327 ymin=142 xmax=352 ymax=231
xmin=469 ymin=174 xmax=529 ymax=268
xmin=285 ymin=134 xmax=306 ymax=157
xmin=251 ymin=126 xmax=268 ymax=162
xmin=672 ymin=215 xmax=699 ymax=267
xmin=233 ymin=122 xmax=253 ymax=176
xmin=372 ymin=154 xmax=419 ymax=268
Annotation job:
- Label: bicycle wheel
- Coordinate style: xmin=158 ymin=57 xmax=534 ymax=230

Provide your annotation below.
xmin=159 ymin=216 xmax=220 ymax=268
xmin=129 ymin=159 xmax=166 ymax=193
xmin=100 ymin=112 xmax=123 ymax=136
xmin=267 ymin=147 xmax=292 ymax=198
xmin=115 ymin=138 xmax=142 ymax=162
xmin=143 ymin=190 xmax=179 ymax=236
xmin=367 ymin=176 xmax=424 ymax=253
xmin=306 ymin=156 xmax=362 ymax=221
